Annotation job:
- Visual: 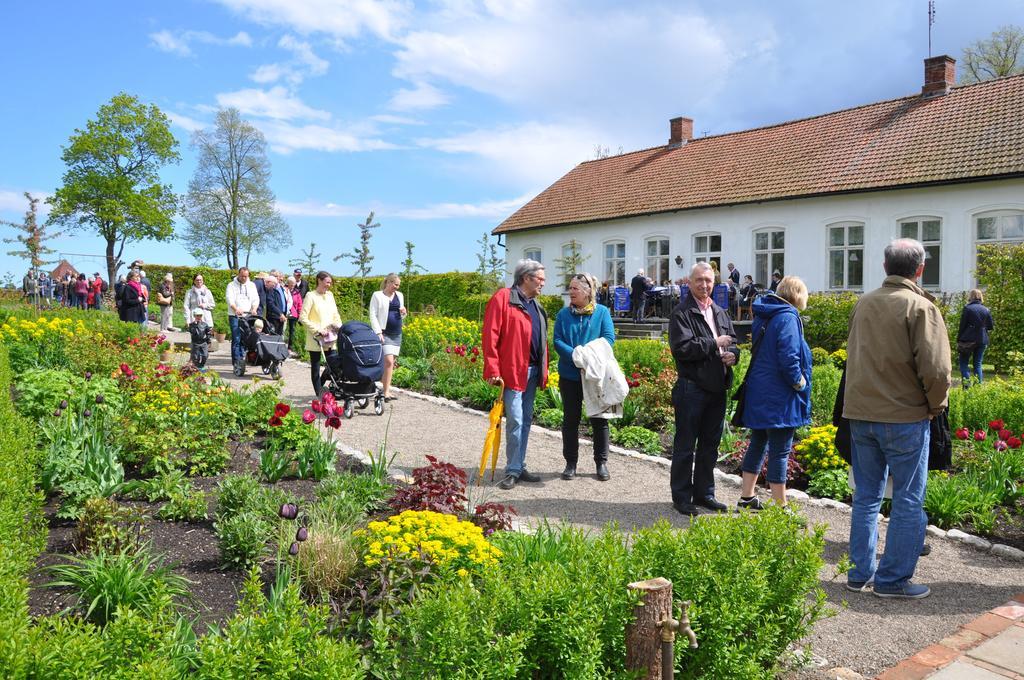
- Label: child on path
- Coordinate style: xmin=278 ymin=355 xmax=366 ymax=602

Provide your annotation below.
xmin=189 ymin=309 xmax=213 ymax=370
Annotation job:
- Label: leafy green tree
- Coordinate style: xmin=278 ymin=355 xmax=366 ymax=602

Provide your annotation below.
xmin=975 ymin=243 xmax=1024 ymax=371
xmin=475 ymin=232 xmax=505 ymax=287
xmin=399 ymin=240 xmax=427 ymax=278
xmin=554 ymin=238 xmax=589 ymax=290
xmin=181 ymin=108 xmax=290 ymax=269
xmin=288 ymin=241 xmax=322 ymax=276
xmin=961 ymin=25 xmax=1024 ymax=83
xmin=334 ymin=211 xmax=380 ymax=301
xmin=47 ymin=92 xmax=179 ymax=285
xmin=3 ymin=192 xmax=59 ymax=270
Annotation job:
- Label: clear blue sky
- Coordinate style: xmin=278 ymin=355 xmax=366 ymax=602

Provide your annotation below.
xmin=1 ymin=0 xmax=1021 ymax=280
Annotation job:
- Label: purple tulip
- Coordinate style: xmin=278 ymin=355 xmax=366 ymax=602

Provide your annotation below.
xmin=278 ymin=503 xmax=298 ymax=520
xmin=59 ymin=399 xmax=68 ymax=410
xmin=83 ymin=409 xmax=92 ymax=418
xmin=288 ymin=542 xmax=299 ymax=556
xmin=53 ymin=409 xmax=62 ymax=417
xmin=84 ymin=371 xmax=92 ymax=380
xmin=95 ymin=394 xmax=105 ymax=404
xmin=296 ymin=526 xmax=308 ymax=542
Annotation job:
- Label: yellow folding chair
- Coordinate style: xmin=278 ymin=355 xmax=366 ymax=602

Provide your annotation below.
xmin=478 ymin=379 xmax=504 ymax=482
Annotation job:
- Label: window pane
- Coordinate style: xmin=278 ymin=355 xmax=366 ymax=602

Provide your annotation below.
xmin=709 ymin=234 xmax=721 ymax=252
xmin=829 ymin=251 xmax=844 ymax=288
xmin=771 ymin=253 xmax=784 ymax=278
xmin=657 ymin=259 xmax=669 ymax=284
xmin=659 ymin=239 xmax=670 ymax=255
xmin=615 ymin=261 xmax=625 ymax=287
xmin=694 ymin=236 xmax=706 ymax=253
xmin=848 ymin=225 xmax=864 ymax=246
xmin=617 ymin=243 xmax=626 ymax=257
xmin=922 ymin=245 xmax=940 ymax=286
xmin=829 ymin=226 xmax=846 ymax=247
xmin=848 ymin=249 xmax=863 ymax=288
xmin=977 ymin=217 xmax=997 ymax=240
xmin=771 ymin=230 xmax=785 ymax=249
xmin=562 ymin=245 xmax=573 ymax=259
xmin=901 ymin=222 xmax=918 ymax=239
xmin=755 ymin=232 xmax=769 ymax=251
xmin=922 ymin=220 xmax=941 ymax=242
xmin=755 ymin=253 xmax=767 ymax=288
xmin=1002 ymin=215 xmax=1024 ymax=239
xmin=647 ymin=240 xmax=657 ymax=257
xmin=605 ymin=244 xmax=614 ymax=258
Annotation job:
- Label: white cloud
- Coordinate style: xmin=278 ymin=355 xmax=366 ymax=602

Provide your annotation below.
xmin=149 ymin=29 xmax=253 ymax=57
xmin=165 ymin=111 xmax=207 ymax=133
xmin=216 ymin=86 xmax=331 ymax=121
xmin=0 ymin=189 xmax=50 ymax=215
xmin=370 ymin=114 xmax=425 ymax=125
xmin=276 ymin=192 xmax=533 ymax=220
xmin=249 ymin=34 xmax=330 ymax=84
xmin=211 ymin=0 xmax=410 ymax=42
xmin=417 ymin=120 xmax=603 ymax=185
xmin=387 ymin=81 xmax=449 ymax=111
xmin=257 ymin=120 xmax=397 ymax=154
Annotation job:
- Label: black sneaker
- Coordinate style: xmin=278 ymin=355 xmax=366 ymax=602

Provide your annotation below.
xmin=498 ymin=474 xmax=518 ymax=490
xmin=517 ymin=469 xmax=541 ymax=483
xmin=737 ymin=496 xmax=764 ymax=511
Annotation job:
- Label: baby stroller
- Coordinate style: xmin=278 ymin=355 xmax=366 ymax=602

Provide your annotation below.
xmin=236 ymin=315 xmax=288 ymax=379
xmin=319 ymin=320 xmax=386 ymax=418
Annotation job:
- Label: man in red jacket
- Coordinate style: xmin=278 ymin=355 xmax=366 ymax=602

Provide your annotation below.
xmin=483 ymin=259 xmax=549 ymax=490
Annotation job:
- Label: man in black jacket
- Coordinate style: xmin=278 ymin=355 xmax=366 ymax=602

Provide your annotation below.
xmin=630 ymin=269 xmax=647 ymax=323
xmin=669 ymin=262 xmax=740 ymax=515
xmin=263 ymin=275 xmax=288 ymax=335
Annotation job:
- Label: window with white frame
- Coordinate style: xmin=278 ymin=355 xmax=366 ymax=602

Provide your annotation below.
xmin=828 ymin=222 xmax=864 ymax=290
xmin=693 ymin=233 xmax=721 ymax=274
xmin=523 ymin=247 xmax=542 ymax=263
xmin=604 ymin=241 xmax=626 ymax=287
xmin=899 ymin=217 xmax=941 ymax=288
xmin=753 ymin=228 xmax=785 ymax=288
xmin=976 ymin=210 xmax=1024 ymax=251
xmin=645 ymin=237 xmax=670 ymax=284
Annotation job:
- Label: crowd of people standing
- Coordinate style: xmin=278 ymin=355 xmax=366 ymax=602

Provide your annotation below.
xmin=22 ymin=269 xmax=108 ymax=310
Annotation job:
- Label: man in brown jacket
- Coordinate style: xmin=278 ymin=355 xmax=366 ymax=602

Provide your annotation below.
xmin=844 ymin=238 xmax=951 ymax=600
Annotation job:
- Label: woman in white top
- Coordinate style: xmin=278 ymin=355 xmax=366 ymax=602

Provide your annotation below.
xmin=183 ymin=273 xmax=216 ymax=327
xmin=369 ymin=273 xmax=406 ymax=401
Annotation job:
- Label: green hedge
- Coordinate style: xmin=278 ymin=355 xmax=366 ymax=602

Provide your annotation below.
xmin=802 ymin=292 xmax=857 ymax=352
xmin=976 ymin=244 xmax=1024 ymax=372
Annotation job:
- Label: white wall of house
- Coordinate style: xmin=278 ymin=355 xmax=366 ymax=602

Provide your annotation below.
xmin=504 ymin=178 xmax=1024 ymax=293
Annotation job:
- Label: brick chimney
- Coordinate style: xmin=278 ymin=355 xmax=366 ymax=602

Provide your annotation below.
xmin=922 ymin=55 xmax=956 ymax=97
xmin=668 ymin=117 xmax=693 ymax=148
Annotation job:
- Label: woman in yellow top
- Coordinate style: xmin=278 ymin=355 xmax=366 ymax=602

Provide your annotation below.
xmin=299 ymin=271 xmax=343 ymax=395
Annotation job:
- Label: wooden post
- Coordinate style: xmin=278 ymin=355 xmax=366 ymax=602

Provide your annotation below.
xmin=626 ymin=577 xmax=674 ymax=679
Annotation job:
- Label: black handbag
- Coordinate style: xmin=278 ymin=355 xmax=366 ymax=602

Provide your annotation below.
xmin=730 ymin=323 xmax=768 ymax=428
xmin=957 ymin=340 xmax=977 ymax=354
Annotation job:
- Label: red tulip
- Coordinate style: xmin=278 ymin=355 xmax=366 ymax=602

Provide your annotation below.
xmin=470 ymin=356 xmax=477 ymax=363
xmin=311 ymin=399 xmax=322 ymax=413
xmin=322 ymin=392 xmax=336 ymax=408
xmin=326 ymin=416 xmax=341 ymax=429
xmin=1008 ymin=436 xmax=1022 ymax=449
xmin=994 ymin=440 xmax=1008 ymax=451
xmin=321 ymin=403 xmax=336 ymax=418
xmin=999 ymin=428 xmax=1012 ymax=441
xmin=989 ymin=419 xmax=1004 ymax=430
xmin=302 ymin=409 xmax=316 ymax=424
xmin=269 ymin=415 xmax=283 ymax=427
xmin=274 ymin=402 xmax=290 ymax=418
xmin=974 ymin=430 xmax=987 ymax=441
xmin=954 ymin=427 xmax=970 ymax=440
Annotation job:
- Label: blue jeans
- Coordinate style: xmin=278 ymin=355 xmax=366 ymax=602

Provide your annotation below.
xmin=670 ymin=379 xmax=725 ymax=505
xmin=958 ymin=344 xmax=986 ymax=385
xmin=504 ymin=366 xmax=540 ymax=476
xmin=848 ymin=419 xmax=930 ymax=589
xmin=741 ymin=427 xmax=795 ymax=484
xmin=229 ymin=315 xmax=243 ymax=362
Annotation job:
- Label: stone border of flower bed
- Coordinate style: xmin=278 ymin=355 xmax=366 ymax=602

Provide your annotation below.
xmin=374 ymin=385 xmax=1024 ymax=562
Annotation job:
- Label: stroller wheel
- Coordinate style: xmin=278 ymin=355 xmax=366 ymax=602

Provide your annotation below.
xmin=262 ymin=365 xmax=271 ymax=375
xmin=374 ymin=396 xmax=384 ymax=416
xmin=233 ymin=361 xmax=245 ymax=377
xmin=343 ymin=400 xmax=354 ymax=419
xmin=356 ymin=398 xmax=369 ymax=409
xmin=270 ymin=364 xmax=281 ymax=380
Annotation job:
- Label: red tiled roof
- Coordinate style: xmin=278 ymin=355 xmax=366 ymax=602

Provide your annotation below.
xmin=494 ymin=74 xmax=1024 ymax=234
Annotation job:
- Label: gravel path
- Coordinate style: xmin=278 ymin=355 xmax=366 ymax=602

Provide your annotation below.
xmin=189 ymin=335 xmax=1024 ymax=678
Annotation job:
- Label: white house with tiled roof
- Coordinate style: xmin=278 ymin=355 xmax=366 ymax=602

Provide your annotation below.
xmin=493 ymin=56 xmax=1024 ymax=293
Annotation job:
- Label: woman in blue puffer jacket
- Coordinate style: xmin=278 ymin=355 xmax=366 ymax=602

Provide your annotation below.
xmin=737 ymin=276 xmax=812 ymax=510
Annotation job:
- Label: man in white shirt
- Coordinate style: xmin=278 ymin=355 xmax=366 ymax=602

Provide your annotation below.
xmin=226 ymin=267 xmax=259 ymax=374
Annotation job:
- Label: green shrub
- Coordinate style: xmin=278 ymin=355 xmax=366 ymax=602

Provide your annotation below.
xmin=615 ymin=338 xmax=668 ymax=375
xmin=214 ymin=511 xmax=271 ymax=570
xmin=390 ymin=365 xmax=419 ymax=388
xmin=948 ymin=378 xmax=1024 ymax=433
xmin=156 ymin=489 xmax=208 ymax=523
xmin=803 ymin=292 xmax=857 ymax=352
xmin=14 ymin=369 xmax=125 ymax=422
xmin=976 ymin=244 xmax=1024 ymax=371
xmin=810 ymin=347 xmax=832 ymax=366
xmin=75 ymin=497 xmax=146 ymax=554
xmin=314 ymin=472 xmax=390 ymax=526
xmin=536 ymin=407 xmax=564 ymax=429
xmin=810 ymin=363 xmax=842 ymax=426
xmin=807 ymin=468 xmax=851 ymax=502
xmin=611 ymin=425 xmax=663 ymax=455
xmin=214 ymin=474 xmax=262 ymax=521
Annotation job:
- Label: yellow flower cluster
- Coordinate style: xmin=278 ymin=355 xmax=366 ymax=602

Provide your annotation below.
xmin=793 ymin=424 xmax=847 ymax=474
xmin=0 ymin=316 xmax=86 ymax=343
xmin=830 ymin=349 xmax=848 ymax=367
xmin=360 ymin=510 xmax=501 ymax=573
xmin=547 ymin=371 xmax=560 ymax=389
xmin=403 ymin=315 xmax=481 ymax=354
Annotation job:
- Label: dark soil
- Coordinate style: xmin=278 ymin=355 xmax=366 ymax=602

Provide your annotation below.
xmin=27 ymin=437 xmax=363 ymax=629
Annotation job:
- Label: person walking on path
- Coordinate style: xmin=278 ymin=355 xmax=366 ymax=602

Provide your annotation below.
xmin=956 ymin=289 xmax=994 ymax=387
xmin=184 ymin=274 xmax=216 ymax=328
xmin=369 ymin=273 xmax=407 ymax=402
xmin=226 ymin=267 xmax=259 ymax=375
xmin=630 ymin=269 xmax=647 ymax=323
xmin=118 ymin=271 xmax=145 ymax=326
xmin=737 ymin=276 xmax=812 ymax=511
xmin=553 ymin=272 xmax=616 ymax=482
xmin=669 ymin=262 xmax=740 ymax=516
xmin=299 ymin=271 xmax=343 ymax=396
xmin=483 ymin=259 xmax=548 ymax=491
xmin=844 ymin=238 xmax=951 ymax=600
xmin=285 ymin=276 xmax=303 ymax=353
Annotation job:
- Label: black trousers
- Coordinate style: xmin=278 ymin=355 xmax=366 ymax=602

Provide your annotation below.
xmin=560 ymin=378 xmax=610 ymax=465
xmin=287 ymin=318 xmax=298 ymax=349
xmin=670 ymin=379 xmax=726 ymax=506
xmin=309 ymin=348 xmax=336 ymax=396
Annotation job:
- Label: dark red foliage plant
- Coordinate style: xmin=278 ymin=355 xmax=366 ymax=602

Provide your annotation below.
xmin=388 ymin=454 xmax=469 ymax=515
xmin=473 ymin=502 xmax=516 ymax=536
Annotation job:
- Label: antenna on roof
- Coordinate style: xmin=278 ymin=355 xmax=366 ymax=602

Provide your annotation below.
xmin=928 ymin=0 xmax=935 ymax=57
xmin=701 ymin=129 xmax=709 ymax=137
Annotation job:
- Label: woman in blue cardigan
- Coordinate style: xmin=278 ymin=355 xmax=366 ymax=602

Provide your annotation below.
xmin=737 ymin=276 xmax=812 ymax=510
xmin=553 ymin=272 xmax=616 ymax=481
